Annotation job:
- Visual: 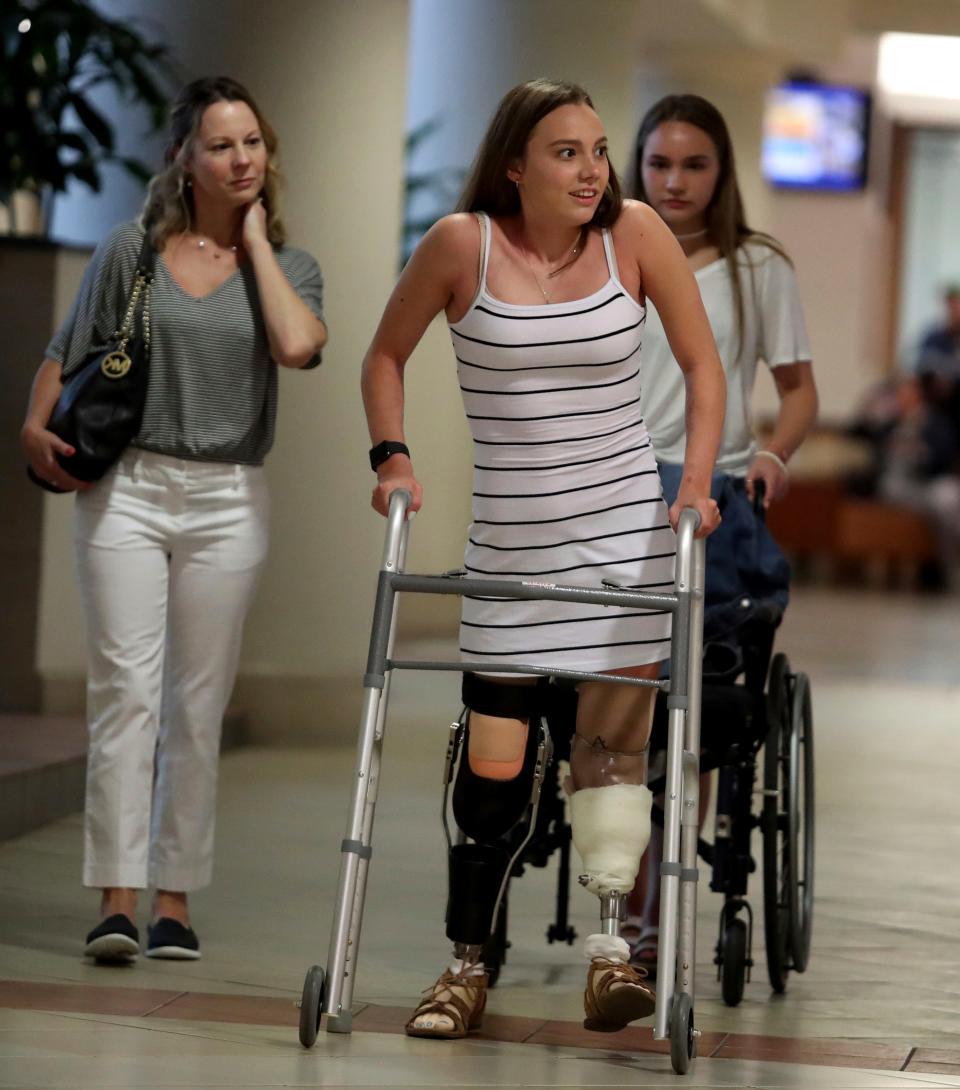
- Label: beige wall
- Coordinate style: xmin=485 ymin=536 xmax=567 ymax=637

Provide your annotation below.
xmin=36 ymin=250 xmax=95 ymax=709
xmin=767 ymin=36 xmax=895 ymax=424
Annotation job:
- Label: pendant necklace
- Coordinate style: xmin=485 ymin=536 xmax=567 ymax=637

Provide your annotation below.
xmin=519 ymin=233 xmax=580 ymax=303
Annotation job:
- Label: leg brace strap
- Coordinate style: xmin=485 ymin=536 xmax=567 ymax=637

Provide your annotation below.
xmin=462 ymin=672 xmax=540 ymax=720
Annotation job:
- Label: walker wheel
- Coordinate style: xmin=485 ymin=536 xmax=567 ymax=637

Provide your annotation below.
xmin=298 ymin=964 xmax=325 ymax=1048
xmin=669 ymin=991 xmax=695 ymax=1075
xmin=720 ymin=918 xmax=747 ymax=1007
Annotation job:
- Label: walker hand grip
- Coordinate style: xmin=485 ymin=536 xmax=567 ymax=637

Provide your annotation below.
xmin=382 ymin=489 xmax=413 ymax=570
xmin=674 ymin=508 xmax=705 ymax=596
xmin=677 ymin=506 xmax=701 ymax=535
xmin=387 ymin=488 xmax=412 ymax=520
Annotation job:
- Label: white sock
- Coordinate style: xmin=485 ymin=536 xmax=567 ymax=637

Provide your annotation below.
xmin=447 ymin=956 xmax=486 ymax=977
xmin=584 ymin=933 xmax=630 ymax=963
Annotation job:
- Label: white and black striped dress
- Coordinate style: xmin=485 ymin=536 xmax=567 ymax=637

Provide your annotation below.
xmin=448 ymin=213 xmax=675 ymax=673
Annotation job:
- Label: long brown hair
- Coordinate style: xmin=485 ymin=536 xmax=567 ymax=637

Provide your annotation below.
xmin=141 ymin=76 xmax=285 ymax=249
xmin=632 ymin=94 xmax=789 ymax=351
xmin=457 ymin=79 xmax=623 ymax=248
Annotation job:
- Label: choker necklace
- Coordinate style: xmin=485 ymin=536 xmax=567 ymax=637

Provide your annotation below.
xmin=674 ymin=227 xmax=708 ymax=241
xmin=518 ymin=234 xmax=581 ymax=303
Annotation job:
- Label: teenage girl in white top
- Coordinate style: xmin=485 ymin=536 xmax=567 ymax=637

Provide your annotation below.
xmin=625 ymin=93 xmax=818 ymax=972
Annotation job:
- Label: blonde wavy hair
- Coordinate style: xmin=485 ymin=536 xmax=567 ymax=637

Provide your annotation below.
xmin=141 ymin=76 xmax=286 ymax=249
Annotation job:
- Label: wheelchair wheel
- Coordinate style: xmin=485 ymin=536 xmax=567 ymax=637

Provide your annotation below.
xmin=788 ymin=671 xmax=815 ymax=973
xmin=720 ymin=918 xmax=747 ymax=1007
xmin=482 ymin=889 xmax=509 ymax=988
xmin=298 ymin=964 xmax=325 ymax=1048
xmin=762 ymin=653 xmax=792 ymax=993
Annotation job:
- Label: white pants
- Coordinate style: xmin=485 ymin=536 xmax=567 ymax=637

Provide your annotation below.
xmin=74 ymin=449 xmax=270 ymax=891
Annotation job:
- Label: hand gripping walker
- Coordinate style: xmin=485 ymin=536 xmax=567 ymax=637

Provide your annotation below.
xmin=298 ymin=489 xmax=706 ymax=1075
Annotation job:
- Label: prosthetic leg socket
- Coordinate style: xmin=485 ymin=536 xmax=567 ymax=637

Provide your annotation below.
xmin=445 ymin=842 xmax=509 ymax=946
xmin=571 ymin=783 xmax=652 ymax=896
xmin=573 ymin=789 xmax=658 ymax=1031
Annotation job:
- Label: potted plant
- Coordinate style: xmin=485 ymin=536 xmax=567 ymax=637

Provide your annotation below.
xmin=0 ymin=0 xmax=174 ymax=235
xmin=401 ymin=118 xmax=465 ymax=269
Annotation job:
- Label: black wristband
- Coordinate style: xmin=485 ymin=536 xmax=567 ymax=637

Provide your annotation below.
xmin=369 ymin=440 xmax=410 ymax=471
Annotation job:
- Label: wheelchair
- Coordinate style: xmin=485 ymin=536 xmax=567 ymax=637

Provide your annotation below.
xmin=479 ymin=489 xmax=815 ymax=1007
xmin=698 ymin=612 xmax=815 ymax=1004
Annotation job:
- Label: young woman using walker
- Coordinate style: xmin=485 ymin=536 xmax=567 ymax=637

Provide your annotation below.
xmin=361 ymin=79 xmax=726 ymax=1039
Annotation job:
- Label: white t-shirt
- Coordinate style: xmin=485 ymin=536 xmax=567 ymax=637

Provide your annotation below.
xmin=640 ymin=240 xmax=811 ymax=476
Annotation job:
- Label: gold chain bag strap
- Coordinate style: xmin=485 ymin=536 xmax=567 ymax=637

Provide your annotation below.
xmin=100 ymin=257 xmax=152 ymax=379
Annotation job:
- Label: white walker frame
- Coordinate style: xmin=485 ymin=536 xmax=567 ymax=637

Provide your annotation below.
xmin=299 ymin=489 xmax=706 ymax=1075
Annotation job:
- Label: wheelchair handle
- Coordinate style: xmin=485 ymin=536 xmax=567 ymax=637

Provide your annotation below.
xmin=753 ymin=478 xmax=766 ymax=519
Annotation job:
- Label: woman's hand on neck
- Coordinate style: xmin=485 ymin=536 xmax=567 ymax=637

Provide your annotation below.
xmin=240 ymin=198 xmax=271 ymax=255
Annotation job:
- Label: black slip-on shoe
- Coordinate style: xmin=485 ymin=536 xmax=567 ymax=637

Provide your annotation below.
xmin=146 ymin=917 xmax=201 ymax=960
xmin=84 ymin=913 xmax=140 ymax=963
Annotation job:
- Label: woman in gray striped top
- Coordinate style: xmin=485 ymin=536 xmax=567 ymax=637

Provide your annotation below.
xmin=362 ymin=80 xmax=724 ymax=1039
xmin=21 ymin=77 xmax=326 ymax=964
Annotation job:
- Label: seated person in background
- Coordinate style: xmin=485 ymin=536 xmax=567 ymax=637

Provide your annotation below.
xmin=917 ymin=286 xmax=960 ymax=382
xmin=916 ymin=284 xmax=960 ymax=439
xmin=877 ymin=376 xmax=960 ymax=589
xmin=845 ymin=379 xmax=908 ymax=498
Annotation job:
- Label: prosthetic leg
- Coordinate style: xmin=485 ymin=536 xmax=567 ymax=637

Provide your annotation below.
xmin=405 ymin=674 xmax=551 ymax=1038
xmin=570 ymin=731 xmax=656 ymax=1031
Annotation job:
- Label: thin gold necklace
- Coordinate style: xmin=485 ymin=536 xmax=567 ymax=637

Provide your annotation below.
xmin=518 ymin=233 xmax=581 ymax=303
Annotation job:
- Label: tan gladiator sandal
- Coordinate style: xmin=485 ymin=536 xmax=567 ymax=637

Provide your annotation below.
xmin=583 ymin=956 xmax=656 ymax=1032
xmin=404 ymin=964 xmax=488 ymax=1039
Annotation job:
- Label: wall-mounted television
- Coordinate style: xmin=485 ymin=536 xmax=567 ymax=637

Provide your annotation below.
xmin=761 ymin=81 xmax=871 ymax=191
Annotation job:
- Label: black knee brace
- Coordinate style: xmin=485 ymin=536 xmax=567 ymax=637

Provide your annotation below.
xmin=452 ymin=673 xmax=542 ymax=843
xmin=445 ymin=673 xmax=544 ymax=946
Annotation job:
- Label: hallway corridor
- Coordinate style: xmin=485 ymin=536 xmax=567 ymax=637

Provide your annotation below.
xmin=2 ymin=586 xmax=959 ymax=1087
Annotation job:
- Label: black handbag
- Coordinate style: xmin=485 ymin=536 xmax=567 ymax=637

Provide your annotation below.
xmin=28 ymin=233 xmax=156 ymax=493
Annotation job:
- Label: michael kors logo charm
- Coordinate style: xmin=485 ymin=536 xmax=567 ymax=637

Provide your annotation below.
xmin=101 ymin=351 xmax=132 ymax=379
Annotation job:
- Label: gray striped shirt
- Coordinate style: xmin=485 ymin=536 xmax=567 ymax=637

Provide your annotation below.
xmin=47 ymin=221 xmax=324 ymax=465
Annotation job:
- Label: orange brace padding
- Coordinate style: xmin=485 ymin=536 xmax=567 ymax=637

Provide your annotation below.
xmin=467 ymin=723 xmax=529 ymax=781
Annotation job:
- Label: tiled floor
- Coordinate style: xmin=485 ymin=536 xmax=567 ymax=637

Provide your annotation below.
xmin=2 ymin=586 xmax=960 ymax=1087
